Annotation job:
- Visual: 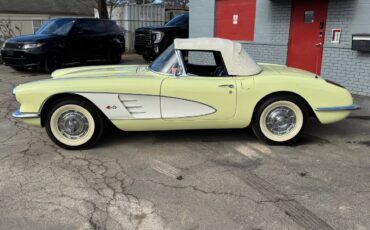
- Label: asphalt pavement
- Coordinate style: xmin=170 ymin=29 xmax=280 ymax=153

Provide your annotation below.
xmin=0 ymin=55 xmax=369 ymax=230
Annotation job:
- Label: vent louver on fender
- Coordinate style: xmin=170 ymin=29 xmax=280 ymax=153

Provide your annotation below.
xmin=118 ymin=94 xmax=161 ymax=119
xmin=120 ymin=98 xmax=146 ymax=115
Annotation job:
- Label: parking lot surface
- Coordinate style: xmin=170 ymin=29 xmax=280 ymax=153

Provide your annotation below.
xmin=0 ymin=56 xmax=370 ymax=230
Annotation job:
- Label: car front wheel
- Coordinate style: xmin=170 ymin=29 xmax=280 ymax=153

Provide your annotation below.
xmin=107 ymin=50 xmax=122 ymax=64
xmin=45 ymin=98 xmax=104 ymax=150
xmin=45 ymin=53 xmax=63 ymax=73
xmin=252 ymin=95 xmax=308 ymax=145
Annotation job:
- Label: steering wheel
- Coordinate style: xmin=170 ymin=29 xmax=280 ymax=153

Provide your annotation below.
xmin=213 ymin=66 xmax=227 ymax=77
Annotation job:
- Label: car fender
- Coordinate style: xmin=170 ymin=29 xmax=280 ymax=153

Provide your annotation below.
xmin=235 ymin=75 xmax=354 ymax=126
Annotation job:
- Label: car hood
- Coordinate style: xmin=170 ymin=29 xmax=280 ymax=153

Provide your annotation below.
xmin=51 ymin=65 xmax=151 ymax=79
xmin=6 ymin=34 xmax=60 ymax=43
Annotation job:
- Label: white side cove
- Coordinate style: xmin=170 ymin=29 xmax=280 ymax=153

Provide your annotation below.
xmin=161 ymin=97 xmax=216 ymax=119
xmin=77 ymin=93 xmax=216 ymax=120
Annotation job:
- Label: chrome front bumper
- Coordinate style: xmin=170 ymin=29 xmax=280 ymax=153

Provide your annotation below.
xmin=316 ymin=104 xmax=361 ymax=111
xmin=12 ymin=109 xmax=39 ymax=119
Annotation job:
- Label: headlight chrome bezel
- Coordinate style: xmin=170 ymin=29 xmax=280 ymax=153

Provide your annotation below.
xmin=23 ymin=43 xmax=44 ymax=49
xmin=152 ymin=31 xmax=164 ymax=44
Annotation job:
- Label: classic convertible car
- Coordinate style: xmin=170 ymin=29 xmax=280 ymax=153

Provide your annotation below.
xmin=12 ymin=38 xmax=360 ymax=149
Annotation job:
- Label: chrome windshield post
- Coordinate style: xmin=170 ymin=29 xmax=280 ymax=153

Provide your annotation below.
xmin=175 ymin=49 xmax=187 ymax=77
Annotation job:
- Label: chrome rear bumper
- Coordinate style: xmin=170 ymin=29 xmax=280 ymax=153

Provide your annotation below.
xmin=316 ymin=104 xmax=361 ymax=111
xmin=12 ymin=109 xmax=39 ymax=118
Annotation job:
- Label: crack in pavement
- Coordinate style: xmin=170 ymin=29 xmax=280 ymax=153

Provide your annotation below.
xmin=186 ymin=142 xmax=335 ymax=230
xmin=0 ymin=105 xmax=166 ymax=230
xmin=134 ymin=178 xmax=259 ymax=201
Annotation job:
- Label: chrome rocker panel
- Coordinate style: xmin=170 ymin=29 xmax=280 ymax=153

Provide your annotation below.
xmin=316 ymin=104 xmax=361 ymax=111
xmin=12 ymin=109 xmax=40 ymax=119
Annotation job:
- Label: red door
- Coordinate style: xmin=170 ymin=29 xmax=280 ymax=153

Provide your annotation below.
xmin=287 ymin=0 xmax=328 ymax=75
xmin=216 ymin=0 xmax=256 ymax=41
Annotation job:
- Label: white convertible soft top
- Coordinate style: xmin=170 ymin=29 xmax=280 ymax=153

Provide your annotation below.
xmin=174 ymin=37 xmax=262 ymax=76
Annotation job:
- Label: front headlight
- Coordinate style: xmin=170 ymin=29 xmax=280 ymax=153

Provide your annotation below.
xmin=23 ymin=43 xmax=44 ymax=49
xmin=152 ymin=31 xmax=164 ymax=44
xmin=1 ymin=42 xmax=6 ymax=49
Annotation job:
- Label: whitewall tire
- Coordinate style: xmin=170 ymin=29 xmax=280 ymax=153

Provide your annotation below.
xmin=45 ymin=98 xmax=105 ymax=150
xmin=252 ymin=95 xmax=308 ymax=145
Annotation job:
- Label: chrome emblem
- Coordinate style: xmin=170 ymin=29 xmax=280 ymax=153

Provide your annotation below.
xmin=106 ymin=105 xmax=117 ymax=110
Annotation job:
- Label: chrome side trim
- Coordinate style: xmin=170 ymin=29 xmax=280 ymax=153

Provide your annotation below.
xmin=316 ymin=104 xmax=361 ymax=111
xmin=12 ymin=109 xmax=40 ymax=119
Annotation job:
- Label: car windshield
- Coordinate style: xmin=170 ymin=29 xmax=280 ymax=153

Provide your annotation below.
xmin=165 ymin=14 xmax=188 ymax=27
xmin=149 ymin=44 xmax=180 ymax=75
xmin=36 ymin=19 xmax=75 ymax=35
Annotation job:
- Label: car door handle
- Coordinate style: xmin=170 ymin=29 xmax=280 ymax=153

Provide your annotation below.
xmin=219 ymin=84 xmax=234 ymax=89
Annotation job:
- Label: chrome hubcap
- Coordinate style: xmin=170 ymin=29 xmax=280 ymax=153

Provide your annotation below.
xmin=266 ymin=106 xmax=296 ymax=135
xmin=57 ymin=110 xmax=89 ymax=139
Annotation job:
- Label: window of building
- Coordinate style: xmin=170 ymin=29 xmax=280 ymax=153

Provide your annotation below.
xmin=32 ymin=19 xmax=45 ymax=33
xmin=304 ymin=10 xmax=315 ymax=23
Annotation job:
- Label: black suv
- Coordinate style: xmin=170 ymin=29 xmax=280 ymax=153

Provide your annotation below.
xmin=135 ymin=13 xmax=188 ymax=62
xmin=0 ymin=18 xmax=125 ymax=73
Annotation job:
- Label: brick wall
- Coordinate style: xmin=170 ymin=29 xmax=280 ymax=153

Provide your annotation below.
xmin=321 ymin=0 xmax=370 ymax=96
xmin=189 ymin=0 xmax=215 ymax=38
xmin=247 ymin=0 xmax=370 ymax=96
xmin=242 ymin=0 xmax=292 ymax=66
xmin=242 ymin=43 xmax=288 ymax=65
xmin=190 ymin=0 xmax=370 ymax=96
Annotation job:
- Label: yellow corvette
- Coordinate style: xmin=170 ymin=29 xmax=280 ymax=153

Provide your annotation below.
xmin=12 ymin=38 xmax=359 ymax=149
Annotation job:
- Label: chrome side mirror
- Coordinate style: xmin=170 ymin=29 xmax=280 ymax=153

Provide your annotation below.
xmin=175 ymin=68 xmax=182 ymax=77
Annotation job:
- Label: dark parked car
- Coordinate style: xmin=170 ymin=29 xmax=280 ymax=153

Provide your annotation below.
xmin=0 ymin=18 xmax=125 ymax=73
xmin=135 ymin=13 xmax=188 ymax=62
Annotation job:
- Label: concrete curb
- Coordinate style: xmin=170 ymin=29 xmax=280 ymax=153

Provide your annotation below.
xmin=353 ymin=95 xmax=370 ymax=116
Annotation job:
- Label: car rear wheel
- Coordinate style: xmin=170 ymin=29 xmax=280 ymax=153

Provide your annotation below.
xmin=45 ymin=98 xmax=104 ymax=150
xmin=252 ymin=95 xmax=308 ymax=145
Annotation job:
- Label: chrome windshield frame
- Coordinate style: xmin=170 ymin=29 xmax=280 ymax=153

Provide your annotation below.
xmin=148 ymin=47 xmax=188 ymax=77
xmin=175 ymin=49 xmax=187 ymax=77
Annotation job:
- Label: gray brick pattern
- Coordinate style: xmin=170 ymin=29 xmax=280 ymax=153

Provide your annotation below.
xmin=321 ymin=0 xmax=370 ymax=96
xmin=269 ymin=0 xmax=292 ymax=45
xmin=244 ymin=0 xmax=292 ymax=66
xmin=322 ymin=49 xmax=370 ymax=96
xmin=242 ymin=43 xmax=288 ymax=65
xmin=189 ymin=0 xmax=216 ymax=38
xmin=190 ymin=0 xmax=370 ymax=96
